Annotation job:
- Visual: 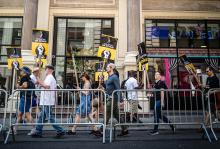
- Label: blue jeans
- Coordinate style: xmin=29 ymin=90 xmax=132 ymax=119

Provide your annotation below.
xmin=153 ymin=100 xmax=170 ymax=131
xmin=35 ymin=106 xmax=64 ymax=135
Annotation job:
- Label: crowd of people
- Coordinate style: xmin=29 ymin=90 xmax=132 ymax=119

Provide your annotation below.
xmin=2 ymin=63 xmax=219 ymax=138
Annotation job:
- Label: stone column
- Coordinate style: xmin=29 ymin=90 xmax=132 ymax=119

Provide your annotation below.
xmin=37 ymin=0 xmax=50 ymax=29
xmin=124 ymin=0 xmax=141 ymax=75
xmin=21 ymin=0 xmax=38 ymax=65
xmin=127 ymin=0 xmax=141 ymax=52
xmin=21 ymin=0 xmax=38 ymax=50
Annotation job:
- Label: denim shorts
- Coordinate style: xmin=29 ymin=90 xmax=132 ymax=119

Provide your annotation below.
xmin=19 ymin=96 xmax=31 ymax=113
xmin=76 ymin=94 xmax=91 ymax=115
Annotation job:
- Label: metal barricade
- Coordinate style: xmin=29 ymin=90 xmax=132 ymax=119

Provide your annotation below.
xmin=207 ymin=88 xmax=220 ymax=141
xmin=109 ymin=89 xmax=211 ymax=142
xmin=0 ymin=89 xmax=8 ymax=133
xmin=4 ymin=89 xmax=106 ymax=144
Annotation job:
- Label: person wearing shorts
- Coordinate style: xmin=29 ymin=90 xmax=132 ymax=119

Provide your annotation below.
xmin=125 ymin=70 xmax=142 ymax=123
xmin=68 ymin=73 xmax=97 ymax=135
xmin=14 ymin=66 xmax=33 ymax=134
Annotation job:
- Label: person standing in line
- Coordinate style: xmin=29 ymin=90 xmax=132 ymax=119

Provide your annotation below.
xmin=105 ymin=63 xmax=128 ymax=136
xmin=125 ymin=70 xmax=143 ymax=123
xmin=27 ymin=67 xmax=40 ymax=136
xmin=68 ymin=73 xmax=100 ymax=136
xmin=30 ymin=65 xmax=65 ymax=138
xmin=204 ymin=67 xmax=220 ymax=125
xmin=149 ymin=71 xmax=175 ymax=135
xmin=14 ymin=66 xmax=34 ymax=134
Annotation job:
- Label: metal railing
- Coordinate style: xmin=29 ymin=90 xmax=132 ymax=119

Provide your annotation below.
xmin=0 ymin=89 xmax=8 ymax=133
xmin=109 ymin=89 xmax=211 ymax=142
xmin=4 ymin=89 xmax=106 ymax=144
xmin=207 ymin=88 xmax=220 ymax=141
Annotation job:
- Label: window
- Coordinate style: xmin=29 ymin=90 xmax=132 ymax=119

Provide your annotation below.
xmin=53 ymin=18 xmax=114 ymax=88
xmin=0 ymin=18 xmax=22 ymax=46
xmin=0 ymin=17 xmax=22 ymax=92
xmin=207 ymin=22 xmax=220 ymax=48
xmin=0 ymin=17 xmax=22 ymax=60
xmin=145 ymin=20 xmax=176 ymax=48
xmin=177 ymin=21 xmax=206 ymax=48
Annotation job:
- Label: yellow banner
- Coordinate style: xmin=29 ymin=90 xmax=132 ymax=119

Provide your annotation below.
xmin=35 ymin=58 xmax=47 ymax=68
xmin=7 ymin=58 xmax=23 ymax=70
xmin=95 ymin=72 xmax=108 ymax=81
xmin=32 ymin=42 xmax=49 ymax=58
xmin=97 ymin=46 xmax=116 ymax=61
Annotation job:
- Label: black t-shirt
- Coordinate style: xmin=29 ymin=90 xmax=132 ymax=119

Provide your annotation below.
xmin=206 ymin=75 xmax=220 ymax=89
xmin=19 ymin=75 xmax=30 ymax=87
xmin=19 ymin=75 xmax=31 ymax=98
xmin=153 ymin=80 xmax=167 ymax=100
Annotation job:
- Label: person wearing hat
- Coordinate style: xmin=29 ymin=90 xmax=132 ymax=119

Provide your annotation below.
xmin=30 ymin=67 xmax=40 ymax=87
xmin=30 ymin=65 xmax=65 ymax=138
xmin=14 ymin=66 xmax=33 ymax=134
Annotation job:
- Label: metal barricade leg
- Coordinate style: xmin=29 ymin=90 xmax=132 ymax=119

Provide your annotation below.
xmin=201 ymin=123 xmax=212 ymax=143
xmin=4 ymin=128 xmax=10 ymax=144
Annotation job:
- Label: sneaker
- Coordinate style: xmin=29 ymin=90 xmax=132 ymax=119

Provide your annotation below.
xmin=67 ymin=130 xmax=76 ymax=135
xmin=89 ymin=130 xmax=96 ymax=135
xmin=55 ymin=132 xmax=65 ymax=139
xmin=138 ymin=119 xmax=143 ymax=123
xmin=92 ymin=130 xmax=103 ymax=138
xmin=117 ymin=130 xmax=129 ymax=137
xmin=149 ymin=130 xmax=159 ymax=135
xmin=170 ymin=125 xmax=175 ymax=134
xmin=31 ymin=133 xmax=42 ymax=138
xmin=27 ymin=128 xmax=36 ymax=136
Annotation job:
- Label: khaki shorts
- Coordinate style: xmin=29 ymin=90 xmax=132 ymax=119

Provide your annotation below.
xmin=129 ymin=100 xmax=139 ymax=114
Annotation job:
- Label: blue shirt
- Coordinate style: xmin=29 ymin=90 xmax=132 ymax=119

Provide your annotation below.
xmin=105 ymin=74 xmax=120 ymax=96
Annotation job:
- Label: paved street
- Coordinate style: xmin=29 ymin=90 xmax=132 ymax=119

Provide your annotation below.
xmin=1 ymin=129 xmax=220 ymax=149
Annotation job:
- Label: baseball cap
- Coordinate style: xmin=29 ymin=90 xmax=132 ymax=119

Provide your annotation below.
xmin=45 ymin=65 xmax=54 ymax=70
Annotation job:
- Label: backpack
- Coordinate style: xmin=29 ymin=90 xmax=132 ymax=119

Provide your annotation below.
xmin=121 ymin=79 xmax=128 ymax=89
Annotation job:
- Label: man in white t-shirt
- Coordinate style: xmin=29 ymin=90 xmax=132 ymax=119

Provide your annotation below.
xmin=30 ymin=65 xmax=65 ymax=138
xmin=125 ymin=70 xmax=142 ymax=123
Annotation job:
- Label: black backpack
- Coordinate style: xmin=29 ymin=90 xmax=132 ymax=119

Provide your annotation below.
xmin=121 ymin=79 xmax=128 ymax=89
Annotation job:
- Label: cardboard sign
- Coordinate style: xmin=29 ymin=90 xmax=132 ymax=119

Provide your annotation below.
xmin=179 ymin=55 xmax=197 ymax=75
xmin=97 ymin=34 xmax=117 ymax=60
xmin=95 ymin=62 xmax=107 ymax=72
xmin=95 ymin=72 xmax=108 ymax=81
xmin=94 ymin=62 xmax=108 ymax=81
xmin=137 ymin=44 xmax=148 ymax=72
xmin=6 ymin=47 xmax=23 ymax=70
xmin=35 ymin=58 xmax=47 ymax=68
xmin=180 ymin=54 xmax=201 ymax=85
xmin=32 ymin=29 xmax=49 ymax=66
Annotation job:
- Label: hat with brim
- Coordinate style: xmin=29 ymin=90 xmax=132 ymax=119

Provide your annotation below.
xmin=20 ymin=66 xmax=31 ymax=75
